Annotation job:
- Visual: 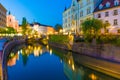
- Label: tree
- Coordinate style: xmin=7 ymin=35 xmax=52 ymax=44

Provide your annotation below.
xmin=55 ymin=24 xmax=63 ymax=32
xmin=81 ymin=18 xmax=104 ymax=42
xmin=21 ymin=17 xmax=28 ymax=35
xmin=5 ymin=27 xmax=16 ymax=34
xmin=81 ymin=18 xmax=104 ymax=36
xmin=103 ymin=21 xmax=110 ymax=33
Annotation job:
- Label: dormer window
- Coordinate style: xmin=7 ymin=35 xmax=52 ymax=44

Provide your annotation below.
xmin=106 ymin=2 xmax=110 ymax=8
xmin=99 ymin=4 xmax=103 ymax=9
xmin=114 ymin=0 xmax=119 ymax=6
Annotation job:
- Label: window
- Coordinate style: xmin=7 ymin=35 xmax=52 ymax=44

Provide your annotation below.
xmin=114 ymin=19 xmax=118 ymax=25
xmin=80 ymin=2 xmax=83 ymax=8
xmin=99 ymin=4 xmax=103 ymax=9
xmin=106 ymin=2 xmax=110 ymax=8
xmin=105 ymin=20 xmax=109 ymax=23
xmin=114 ymin=0 xmax=119 ymax=6
xmin=113 ymin=10 xmax=118 ymax=15
xmin=105 ymin=12 xmax=109 ymax=17
xmin=87 ymin=7 xmax=91 ymax=14
xmin=118 ymin=29 xmax=120 ymax=33
xmin=105 ymin=29 xmax=109 ymax=33
xmin=98 ymin=13 xmax=101 ymax=18
xmin=80 ymin=11 xmax=83 ymax=17
xmin=80 ymin=20 xmax=83 ymax=23
xmin=87 ymin=0 xmax=90 ymax=4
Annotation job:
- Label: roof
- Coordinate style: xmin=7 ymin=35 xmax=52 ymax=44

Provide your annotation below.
xmin=94 ymin=0 xmax=120 ymax=12
xmin=30 ymin=22 xmax=53 ymax=27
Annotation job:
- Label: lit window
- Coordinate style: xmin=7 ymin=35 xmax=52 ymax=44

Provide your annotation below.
xmin=118 ymin=29 xmax=120 ymax=33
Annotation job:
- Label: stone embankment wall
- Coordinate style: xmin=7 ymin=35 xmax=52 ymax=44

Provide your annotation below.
xmin=2 ymin=39 xmax=25 ymax=80
xmin=72 ymin=43 xmax=120 ymax=62
xmin=49 ymin=42 xmax=120 ymax=62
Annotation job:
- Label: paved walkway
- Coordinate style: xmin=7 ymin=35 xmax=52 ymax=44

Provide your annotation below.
xmin=73 ymin=53 xmax=120 ymax=79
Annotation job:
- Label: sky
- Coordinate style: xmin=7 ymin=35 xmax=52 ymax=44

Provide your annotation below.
xmin=0 ymin=0 xmax=72 ymax=27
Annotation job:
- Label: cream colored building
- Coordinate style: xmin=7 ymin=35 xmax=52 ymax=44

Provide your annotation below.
xmin=63 ymin=0 xmax=102 ymax=34
xmin=0 ymin=3 xmax=7 ymax=27
xmin=94 ymin=0 xmax=120 ymax=34
xmin=31 ymin=22 xmax=55 ymax=35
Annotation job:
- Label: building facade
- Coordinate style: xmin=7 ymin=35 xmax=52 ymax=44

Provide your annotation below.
xmin=0 ymin=3 xmax=7 ymax=27
xmin=94 ymin=0 xmax=120 ymax=34
xmin=7 ymin=12 xmax=19 ymax=31
xmin=63 ymin=0 xmax=102 ymax=34
xmin=31 ymin=22 xmax=55 ymax=35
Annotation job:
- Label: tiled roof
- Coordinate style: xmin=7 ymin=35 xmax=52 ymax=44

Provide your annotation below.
xmin=30 ymin=22 xmax=53 ymax=27
xmin=94 ymin=0 xmax=120 ymax=12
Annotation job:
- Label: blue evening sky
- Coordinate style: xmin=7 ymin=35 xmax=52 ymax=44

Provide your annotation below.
xmin=0 ymin=0 xmax=71 ymax=27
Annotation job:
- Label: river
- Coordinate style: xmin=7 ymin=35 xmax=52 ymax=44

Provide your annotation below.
xmin=6 ymin=43 xmax=118 ymax=80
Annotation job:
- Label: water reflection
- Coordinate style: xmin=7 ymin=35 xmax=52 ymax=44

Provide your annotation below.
xmin=6 ymin=44 xmax=119 ymax=80
xmin=7 ymin=44 xmax=52 ymax=67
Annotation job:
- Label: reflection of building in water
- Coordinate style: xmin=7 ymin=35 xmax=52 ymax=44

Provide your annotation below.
xmin=7 ymin=44 xmax=53 ymax=66
xmin=63 ymin=52 xmax=84 ymax=80
xmin=7 ymin=53 xmax=19 ymax=66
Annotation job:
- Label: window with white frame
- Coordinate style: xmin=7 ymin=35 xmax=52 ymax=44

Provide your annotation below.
xmin=87 ymin=7 xmax=91 ymax=14
xmin=106 ymin=2 xmax=110 ymax=8
xmin=114 ymin=19 xmax=118 ymax=25
xmin=99 ymin=4 xmax=103 ymax=9
xmin=80 ymin=11 xmax=83 ymax=17
xmin=113 ymin=10 xmax=118 ymax=15
xmin=105 ymin=12 xmax=109 ymax=17
xmin=114 ymin=0 xmax=119 ymax=6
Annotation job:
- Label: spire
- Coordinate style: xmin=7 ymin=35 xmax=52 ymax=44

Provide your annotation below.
xmin=8 ymin=11 xmax=11 ymax=15
xmin=64 ymin=6 xmax=67 ymax=11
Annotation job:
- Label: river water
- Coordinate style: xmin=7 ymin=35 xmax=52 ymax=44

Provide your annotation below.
xmin=6 ymin=43 xmax=118 ymax=80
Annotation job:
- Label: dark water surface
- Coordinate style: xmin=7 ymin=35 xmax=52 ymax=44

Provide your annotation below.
xmin=7 ymin=44 xmax=118 ymax=80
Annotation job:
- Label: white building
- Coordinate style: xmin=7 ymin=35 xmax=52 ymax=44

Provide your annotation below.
xmin=94 ymin=0 xmax=120 ymax=34
xmin=63 ymin=0 xmax=102 ymax=34
xmin=31 ymin=22 xmax=55 ymax=35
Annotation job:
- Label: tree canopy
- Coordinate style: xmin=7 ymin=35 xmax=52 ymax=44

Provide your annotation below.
xmin=81 ymin=18 xmax=103 ymax=35
xmin=55 ymin=24 xmax=63 ymax=32
xmin=22 ymin=17 xmax=28 ymax=35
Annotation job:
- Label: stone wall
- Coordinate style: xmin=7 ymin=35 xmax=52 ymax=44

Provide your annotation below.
xmin=49 ymin=42 xmax=120 ymax=62
xmin=72 ymin=43 xmax=120 ymax=62
xmin=2 ymin=39 xmax=25 ymax=80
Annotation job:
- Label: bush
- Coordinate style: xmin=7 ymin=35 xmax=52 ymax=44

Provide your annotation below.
xmin=96 ymin=34 xmax=117 ymax=44
xmin=49 ymin=35 xmax=69 ymax=44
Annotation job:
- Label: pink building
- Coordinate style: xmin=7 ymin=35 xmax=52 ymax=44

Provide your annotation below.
xmin=94 ymin=0 xmax=120 ymax=34
xmin=7 ymin=12 xmax=19 ymax=31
